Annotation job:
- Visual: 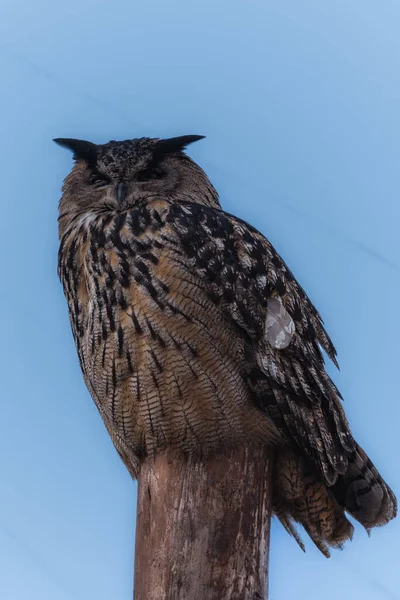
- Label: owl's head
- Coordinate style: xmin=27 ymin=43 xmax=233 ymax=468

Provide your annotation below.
xmin=55 ymin=135 xmax=219 ymax=235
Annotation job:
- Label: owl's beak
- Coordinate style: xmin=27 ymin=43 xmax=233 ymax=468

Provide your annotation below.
xmin=117 ymin=182 xmax=126 ymax=203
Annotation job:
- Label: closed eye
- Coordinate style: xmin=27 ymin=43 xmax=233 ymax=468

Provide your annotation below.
xmin=89 ymin=171 xmax=110 ymax=186
xmin=136 ymin=167 xmax=165 ymax=182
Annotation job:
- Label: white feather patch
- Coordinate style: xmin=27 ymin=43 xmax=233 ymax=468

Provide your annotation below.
xmin=265 ymin=297 xmax=295 ymax=349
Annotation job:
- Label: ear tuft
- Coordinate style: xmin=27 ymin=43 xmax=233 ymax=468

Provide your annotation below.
xmin=155 ymin=135 xmax=205 ymax=157
xmin=53 ymin=138 xmax=98 ymax=166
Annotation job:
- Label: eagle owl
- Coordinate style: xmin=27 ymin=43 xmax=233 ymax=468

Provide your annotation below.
xmin=55 ymin=134 xmax=396 ymax=556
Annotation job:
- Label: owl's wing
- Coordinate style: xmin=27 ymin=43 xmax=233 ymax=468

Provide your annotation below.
xmin=166 ymin=201 xmax=356 ymax=485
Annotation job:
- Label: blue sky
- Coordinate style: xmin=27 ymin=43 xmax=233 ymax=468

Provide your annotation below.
xmin=1 ymin=1 xmax=399 ymax=598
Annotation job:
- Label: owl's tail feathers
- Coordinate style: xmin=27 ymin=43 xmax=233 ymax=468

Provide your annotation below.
xmin=331 ymin=445 xmax=397 ymax=531
xmin=273 ymin=449 xmax=354 ymax=557
xmin=273 ymin=446 xmax=397 ymax=557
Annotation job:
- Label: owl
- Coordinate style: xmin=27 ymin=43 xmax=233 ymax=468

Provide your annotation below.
xmin=55 ymin=134 xmax=396 ymax=556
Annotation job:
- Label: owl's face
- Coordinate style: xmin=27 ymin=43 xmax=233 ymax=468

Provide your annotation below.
xmin=55 ymin=135 xmax=219 ymax=237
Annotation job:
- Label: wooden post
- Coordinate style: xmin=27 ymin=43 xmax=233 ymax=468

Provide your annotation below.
xmin=133 ymin=445 xmax=273 ymax=600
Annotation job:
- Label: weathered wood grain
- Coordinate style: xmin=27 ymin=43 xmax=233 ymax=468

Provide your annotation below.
xmin=134 ymin=445 xmax=272 ymax=600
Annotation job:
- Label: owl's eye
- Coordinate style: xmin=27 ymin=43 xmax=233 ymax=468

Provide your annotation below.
xmin=89 ymin=171 xmax=110 ymax=186
xmin=136 ymin=167 xmax=165 ymax=182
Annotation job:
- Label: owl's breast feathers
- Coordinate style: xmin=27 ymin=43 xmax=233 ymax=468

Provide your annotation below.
xmin=58 ymin=198 xmax=396 ymax=555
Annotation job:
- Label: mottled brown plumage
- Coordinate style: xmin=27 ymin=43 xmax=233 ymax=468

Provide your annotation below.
xmin=55 ymin=134 xmax=396 ymax=556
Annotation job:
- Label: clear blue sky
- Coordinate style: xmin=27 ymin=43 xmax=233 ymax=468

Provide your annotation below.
xmin=1 ymin=1 xmax=399 ymax=598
